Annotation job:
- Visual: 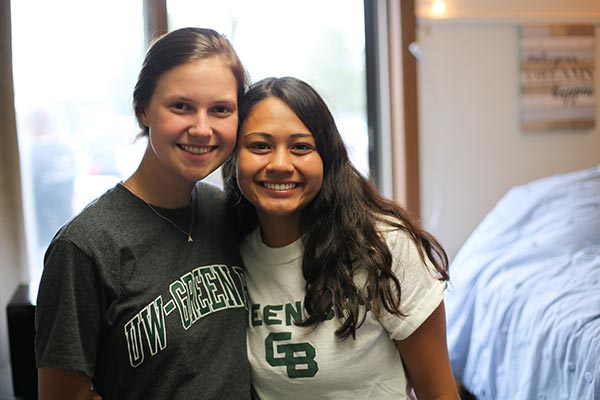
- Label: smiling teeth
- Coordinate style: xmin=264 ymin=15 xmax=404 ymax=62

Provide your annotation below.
xmin=181 ymin=144 xmax=212 ymax=154
xmin=263 ymin=182 xmax=297 ymax=190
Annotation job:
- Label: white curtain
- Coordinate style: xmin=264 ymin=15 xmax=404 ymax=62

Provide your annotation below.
xmin=0 ymin=0 xmax=29 ymax=369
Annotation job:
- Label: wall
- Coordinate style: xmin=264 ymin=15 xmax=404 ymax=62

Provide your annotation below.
xmin=415 ymin=0 xmax=600 ymax=260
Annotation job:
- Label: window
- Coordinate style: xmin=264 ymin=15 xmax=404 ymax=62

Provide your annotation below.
xmin=12 ymin=0 xmax=146 ymax=283
xmin=13 ymin=1 xmax=370 ymax=281
xmin=167 ymin=0 xmax=369 ymax=186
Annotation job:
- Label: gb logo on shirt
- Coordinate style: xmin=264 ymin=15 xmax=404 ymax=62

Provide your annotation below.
xmin=265 ymin=332 xmax=319 ymax=378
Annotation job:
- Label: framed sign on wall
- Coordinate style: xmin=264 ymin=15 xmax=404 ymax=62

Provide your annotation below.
xmin=520 ymin=24 xmax=596 ymax=131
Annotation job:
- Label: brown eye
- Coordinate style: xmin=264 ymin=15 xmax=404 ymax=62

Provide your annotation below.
xmin=170 ymin=102 xmax=191 ymax=111
xmin=248 ymin=142 xmax=271 ymax=153
xmin=211 ymin=105 xmax=233 ymax=116
xmin=291 ymin=143 xmax=315 ymax=154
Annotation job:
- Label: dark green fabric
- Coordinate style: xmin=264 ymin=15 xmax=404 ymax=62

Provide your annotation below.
xmin=36 ymin=182 xmax=251 ymax=399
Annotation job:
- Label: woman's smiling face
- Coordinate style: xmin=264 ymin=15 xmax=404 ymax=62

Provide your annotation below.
xmin=236 ymin=96 xmax=324 ymax=232
xmin=140 ymin=57 xmax=238 ymax=185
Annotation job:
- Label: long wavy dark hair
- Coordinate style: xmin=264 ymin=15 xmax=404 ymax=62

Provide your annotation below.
xmin=223 ymin=76 xmax=449 ymax=340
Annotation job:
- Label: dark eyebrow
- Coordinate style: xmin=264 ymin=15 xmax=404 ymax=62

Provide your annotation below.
xmin=243 ymin=132 xmax=313 ymax=139
xmin=167 ymin=95 xmax=237 ymax=105
xmin=166 ymin=96 xmax=193 ymax=103
xmin=243 ymin=132 xmax=270 ymax=139
xmin=290 ymin=133 xmax=313 ymax=139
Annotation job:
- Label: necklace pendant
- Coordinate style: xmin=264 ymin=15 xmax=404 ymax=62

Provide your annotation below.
xmin=188 ymin=236 xmax=193 ymax=243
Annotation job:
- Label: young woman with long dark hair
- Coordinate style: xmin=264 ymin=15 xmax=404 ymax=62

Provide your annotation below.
xmin=223 ymin=76 xmax=459 ymax=399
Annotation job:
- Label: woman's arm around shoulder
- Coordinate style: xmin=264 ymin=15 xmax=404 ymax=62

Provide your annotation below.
xmin=38 ymin=368 xmax=101 ymax=400
xmin=394 ymin=301 xmax=460 ymax=400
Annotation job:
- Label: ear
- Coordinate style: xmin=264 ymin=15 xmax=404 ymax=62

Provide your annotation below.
xmin=138 ymin=108 xmax=149 ymax=127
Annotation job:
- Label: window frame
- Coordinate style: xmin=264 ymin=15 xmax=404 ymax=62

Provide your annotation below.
xmin=144 ymin=0 xmax=420 ymax=213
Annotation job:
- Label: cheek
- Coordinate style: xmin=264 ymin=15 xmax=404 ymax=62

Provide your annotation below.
xmin=311 ymin=176 xmax=324 ymax=203
xmin=148 ymin=112 xmax=181 ymax=138
xmin=220 ymin=120 xmax=239 ymax=152
xmin=308 ymin=157 xmax=325 ymax=193
xmin=315 ymin=173 xmax=324 ymax=193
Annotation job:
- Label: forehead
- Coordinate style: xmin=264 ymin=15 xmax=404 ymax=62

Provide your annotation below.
xmin=154 ymin=58 xmax=238 ymax=99
xmin=241 ymin=97 xmax=310 ymax=134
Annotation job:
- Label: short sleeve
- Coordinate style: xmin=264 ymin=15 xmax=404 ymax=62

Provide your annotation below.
xmin=378 ymin=229 xmax=447 ymax=341
xmin=35 ymin=238 xmax=102 ymax=377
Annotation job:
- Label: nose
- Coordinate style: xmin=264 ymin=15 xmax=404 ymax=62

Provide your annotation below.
xmin=187 ymin=112 xmax=212 ymax=137
xmin=266 ymin=148 xmax=294 ymax=174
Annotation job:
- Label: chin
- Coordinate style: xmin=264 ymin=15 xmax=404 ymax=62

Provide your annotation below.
xmin=260 ymin=208 xmax=302 ymax=219
xmin=187 ymin=167 xmax=217 ymax=181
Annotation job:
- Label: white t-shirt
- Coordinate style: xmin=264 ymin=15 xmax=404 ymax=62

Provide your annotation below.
xmin=242 ymin=225 xmax=446 ymax=399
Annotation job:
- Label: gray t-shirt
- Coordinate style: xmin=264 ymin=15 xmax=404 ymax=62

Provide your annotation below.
xmin=36 ymin=182 xmax=251 ymax=399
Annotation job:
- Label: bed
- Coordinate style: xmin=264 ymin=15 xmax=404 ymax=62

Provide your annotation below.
xmin=445 ymin=165 xmax=600 ymax=399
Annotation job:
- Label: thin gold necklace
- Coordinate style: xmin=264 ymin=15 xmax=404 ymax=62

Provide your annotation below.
xmin=120 ymin=182 xmax=194 ymax=242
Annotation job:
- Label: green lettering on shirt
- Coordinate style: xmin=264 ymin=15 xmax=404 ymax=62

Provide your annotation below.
xmin=140 ymin=295 xmax=168 ymax=355
xmin=265 ymin=332 xmax=318 ymax=378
